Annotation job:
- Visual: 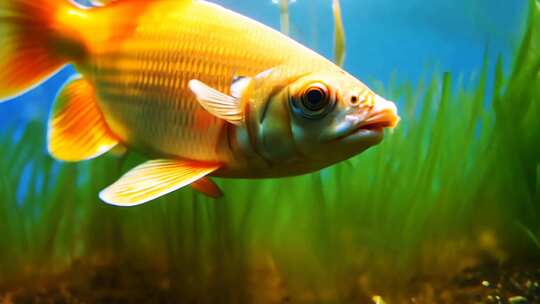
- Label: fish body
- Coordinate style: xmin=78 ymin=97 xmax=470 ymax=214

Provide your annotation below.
xmin=0 ymin=0 xmax=399 ymax=205
xmin=82 ymin=0 xmax=335 ymax=175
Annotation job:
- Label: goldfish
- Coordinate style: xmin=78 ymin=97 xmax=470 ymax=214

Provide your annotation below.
xmin=0 ymin=0 xmax=399 ymax=206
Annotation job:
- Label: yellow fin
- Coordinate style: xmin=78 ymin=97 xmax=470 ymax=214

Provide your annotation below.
xmin=189 ymin=79 xmax=244 ymax=126
xmin=90 ymin=0 xmax=190 ymax=6
xmin=191 ymin=177 xmax=224 ymax=198
xmin=47 ymin=75 xmax=119 ymax=162
xmin=99 ymin=159 xmax=222 ymax=207
xmin=0 ymin=0 xmax=70 ymax=102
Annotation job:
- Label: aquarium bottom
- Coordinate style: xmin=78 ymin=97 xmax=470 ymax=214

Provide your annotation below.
xmin=403 ymin=259 xmax=540 ymax=304
xmin=0 ymin=258 xmax=539 ymax=303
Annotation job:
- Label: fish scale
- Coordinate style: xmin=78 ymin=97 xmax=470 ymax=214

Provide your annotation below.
xmin=83 ymin=0 xmax=323 ymax=162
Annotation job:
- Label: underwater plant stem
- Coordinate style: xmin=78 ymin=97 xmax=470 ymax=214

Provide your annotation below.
xmin=279 ymin=0 xmax=290 ymax=36
xmin=333 ymin=0 xmax=346 ymax=67
xmin=516 ymin=222 xmax=540 ymax=253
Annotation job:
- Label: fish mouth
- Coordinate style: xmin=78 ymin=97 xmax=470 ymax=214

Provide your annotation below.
xmin=341 ymin=105 xmax=400 ymax=139
xmin=324 ymin=97 xmax=400 ymax=142
xmin=357 ymin=108 xmax=400 ymax=131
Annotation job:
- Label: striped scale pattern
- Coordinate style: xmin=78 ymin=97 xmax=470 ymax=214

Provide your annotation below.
xmin=83 ymin=1 xmax=329 ymax=163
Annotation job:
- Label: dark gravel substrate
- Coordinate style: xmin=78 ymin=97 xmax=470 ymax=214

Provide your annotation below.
xmin=1 ymin=259 xmax=539 ymax=303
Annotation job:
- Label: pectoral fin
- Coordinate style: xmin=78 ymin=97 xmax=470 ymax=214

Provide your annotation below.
xmin=99 ymin=159 xmax=221 ymax=207
xmin=230 ymin=76 xmax=253 ymax=99
xmin=189 ymin=79 xmax=245 ymax=126
xmin=48 ymin=75 xmax=119 ymax=162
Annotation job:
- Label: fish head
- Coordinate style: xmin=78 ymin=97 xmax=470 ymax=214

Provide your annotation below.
xmin=247 ymin=68 xmax=400 ymax=173
xmin=291 ymin=70 xmax=400 ymax=162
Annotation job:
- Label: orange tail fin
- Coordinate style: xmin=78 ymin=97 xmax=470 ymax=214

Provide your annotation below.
xmin=0 ymin=0 xmax=85 ymax=101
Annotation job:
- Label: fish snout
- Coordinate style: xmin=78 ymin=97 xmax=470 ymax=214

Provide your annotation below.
xmin=358 ymin=95 xmax=400 ymax=130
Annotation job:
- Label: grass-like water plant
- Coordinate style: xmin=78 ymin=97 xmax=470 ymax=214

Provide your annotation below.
xmin=0 ymin=1 xmax=538 ymax=302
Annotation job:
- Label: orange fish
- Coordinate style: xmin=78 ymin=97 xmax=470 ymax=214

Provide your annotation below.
xmin=0 ymin=0 xmax=400 ymax=206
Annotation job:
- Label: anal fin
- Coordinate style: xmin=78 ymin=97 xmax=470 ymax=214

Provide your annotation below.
xmin=191 ymin=177 xmax=224 ymax=198
xmin=48 ymin=75 xmax=119 ymax=162
xmin=100 ymin=159 xmax=222 ymax=207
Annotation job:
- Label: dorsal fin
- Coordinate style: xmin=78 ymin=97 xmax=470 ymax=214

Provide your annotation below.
xmin=88 ymin=0 xmax=190 ymax=6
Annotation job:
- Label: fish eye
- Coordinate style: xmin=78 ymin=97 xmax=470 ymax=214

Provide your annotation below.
xmin=293 ymin=82 xmax=336 ymax=119
xmin=303 ymin=86 xmax=327 ymax=111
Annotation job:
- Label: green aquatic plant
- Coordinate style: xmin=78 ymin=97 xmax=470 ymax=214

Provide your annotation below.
xmin=0 ymin=0 xmax=538 ymax=302
xmin=332 ymin=0 xmax=346 ymax=67
xmin=279 ymin=0 xmax=290 ymax=36
xmin=490 ymin=0 xmax=540 ymax=255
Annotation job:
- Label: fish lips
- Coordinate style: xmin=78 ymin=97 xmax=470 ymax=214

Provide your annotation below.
xmin=323 ymin=101 xmax=400 ymax=143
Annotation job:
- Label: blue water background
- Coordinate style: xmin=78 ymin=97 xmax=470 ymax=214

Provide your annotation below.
xmin=0 ymin=0 xmax=527 ymax=127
